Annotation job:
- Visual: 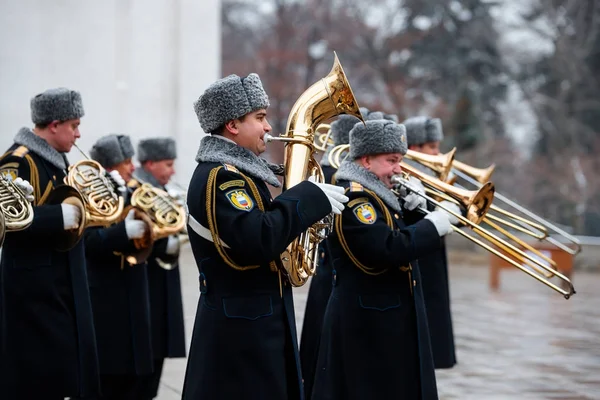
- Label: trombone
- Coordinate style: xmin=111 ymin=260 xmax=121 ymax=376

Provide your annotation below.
xmin=450 ymin=160 xmax=581 ymax=255
xmin=329 ymin=144 xmax=576 ymax=299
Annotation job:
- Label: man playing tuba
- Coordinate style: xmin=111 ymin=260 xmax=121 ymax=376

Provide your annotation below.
xmin=0 ymin=88 xmax=101 ymax=399
xmin=182 ymin=73 xmax=348 ymax=400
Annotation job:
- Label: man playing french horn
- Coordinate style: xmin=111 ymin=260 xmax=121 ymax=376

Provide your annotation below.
xmin=0 ymin=88 xmax=101 ymax=399
xmin=311 ymin=119 xmax=454 ymax=400
xmin=182 ymin=73 xmax=348 ymax=400
xmin=131 ymin=137 xmax=187 ymax=399
xmin=83 ymin=133 xmax=154 ymax=399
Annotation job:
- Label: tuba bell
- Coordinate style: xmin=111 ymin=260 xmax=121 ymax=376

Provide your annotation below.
xmin=0 ymin=176 xmax=35 ymax=246
xmin=46 ymin=159 xmax=125 ymax=251
xmin=264 ymin=52 xmax=364 ymax=287
xmin=121 ymin=182 xmax=187 ymax=266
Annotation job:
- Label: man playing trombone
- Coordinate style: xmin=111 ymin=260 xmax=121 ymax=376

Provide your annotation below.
xmin=403 ymin=116 xmax=459 ymax=370
xmin=311 ymin=118 xmax=453 ymax=400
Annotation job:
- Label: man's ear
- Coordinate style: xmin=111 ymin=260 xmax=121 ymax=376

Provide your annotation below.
xmin=358 ymin=155 xmax=370 ymax=169
xmin=224 ymin=120 xmax=238 ymax=135
xmin=48 ymin=120 xmax=60 ymax=133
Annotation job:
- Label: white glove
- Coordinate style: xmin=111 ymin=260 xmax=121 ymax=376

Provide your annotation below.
xmin=307 ymin=176 xmax=349 ymax=215
xmin=166 ymin=235 xmax=180 ymax=255
xmin=61 ymin=203 xmax=82 ymax=230
xmin=424 ymin=210 xmax=453 ymax=237
xmin=109 ymin=170 xmax=127 ymax=194
xmin=402 ymin=177 xmax=426 ymax=211
xmin=125 ymin=209 xmax=147 ymax=239
xmin=13 ymin=177 xmax=34 ymax=202
xmin=436 ymin=200 xmax=461 ymax=225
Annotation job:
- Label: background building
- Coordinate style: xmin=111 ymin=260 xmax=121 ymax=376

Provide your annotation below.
xmin=0 ymin=0 xmax=220 ymax=185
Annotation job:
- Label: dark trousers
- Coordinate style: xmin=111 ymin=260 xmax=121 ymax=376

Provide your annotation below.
xmin=71 ymin=373 xmax=151 ymax=400
xmin=137 ymin=359 xmax=164 ymax=399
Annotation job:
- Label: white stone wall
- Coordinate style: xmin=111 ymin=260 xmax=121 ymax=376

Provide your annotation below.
xmin=0 ymin=0 xmax=220 ymax=185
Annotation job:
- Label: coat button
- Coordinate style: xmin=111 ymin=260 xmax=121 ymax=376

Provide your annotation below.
xmin=394 ymin=213 xmax=399 ymax=219
xmin=413 ymin=280 xmax=417 ymax=287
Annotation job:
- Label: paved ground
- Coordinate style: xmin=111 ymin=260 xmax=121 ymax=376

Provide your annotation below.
xmin=157 ymin=246 xmax=600 ymax=399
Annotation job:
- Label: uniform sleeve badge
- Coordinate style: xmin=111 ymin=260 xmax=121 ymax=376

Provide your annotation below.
xmin=353 ymin=202 xmax=377 ymax=224
xmin=225 ymin=189 xmax=254 ymax=212
xmin=0 ymin=167 xmax=18 ymax=182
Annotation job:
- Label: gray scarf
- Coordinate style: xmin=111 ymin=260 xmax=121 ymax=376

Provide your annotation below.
xmin=14 ymin=127 xmax=69 ymax=170
xmin=335 ymin=160 xmax=402 ymax=213
xmin=195 ymin=135 xmax=281 ymax=187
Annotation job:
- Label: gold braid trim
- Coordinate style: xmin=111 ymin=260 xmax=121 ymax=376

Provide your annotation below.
xmin=206 ymin=166 xmax=278 ymax=272
xmin=23 ymin=154 xmax=41 ymax=205
xmin=335 ymin=187 xmax=394 ymax=276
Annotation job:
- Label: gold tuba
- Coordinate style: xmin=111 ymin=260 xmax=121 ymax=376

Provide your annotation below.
xmin=46 ymin=159 xmax=125 ymax=251
xmin=121 ymin=182 xmax=186 ymax=266
xmin=264 ymin=52 xmax=364 ymax=287
xmin=0 ymin=176 xmax=35 ymax=245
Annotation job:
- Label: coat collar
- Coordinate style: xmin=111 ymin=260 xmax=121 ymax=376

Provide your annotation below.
xmin=335 ymin=160 xmax=402 ymax=212
xmin=195 ymin=135 xmax=281 ymax=187
xmin=14 ymin=127 xmax=68 ymax=170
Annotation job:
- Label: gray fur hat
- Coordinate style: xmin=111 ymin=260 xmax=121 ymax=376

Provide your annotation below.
xmin=138 ymin=137 xmax=177 ymax=162
xmin=30 ymin=87 xmax=85 ymax=125
xmin=89 ymin=134 xmax=135 ymax=168
xmin=193 ymin=73 xmax=270 ymax=133
xmin=329 ymin=107 xmax=398 ymax=146
xmin=403 ymin=116 xmax=444 ymax=146
xmin=349 ymin=120 xmax=407 ymax=159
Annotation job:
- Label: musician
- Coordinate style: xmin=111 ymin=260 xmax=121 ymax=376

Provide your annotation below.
xmin=131 ymin=137 xmax=186 ymax=399
xmin=311 ymin=119 xmax=454 ymax=400
xmin=182 ymin=73 xmax=348 ymax=400
xmin=300 ymin=107 xmax=395 ymax=399
xmin=403 ymin=116 xmax=460 ymax=369
xmin=0 ymin=88 xmax=100 ymax=399
xmin=82 ymin=134 xmax=154 ymax=399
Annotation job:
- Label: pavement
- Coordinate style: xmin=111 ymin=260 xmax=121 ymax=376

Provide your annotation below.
xmin=157 ymin=246 xmax=600 ymax=399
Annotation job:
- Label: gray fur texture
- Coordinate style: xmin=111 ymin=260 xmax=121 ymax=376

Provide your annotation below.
xmin=403 ymin=116 xmax=444 ymax=146
xmin=30 ymin=87 xmax=85 ymax=125
xmin=14 ymin=127 xmax=68 ymax=169
xmin=89 ymin=134 xmax=134 ymax=168
xmin=335 ymin=160 xmax=402 ymax=212
xmin=349 ymin=120 xmax=407 ymax=160
xmin=194 ymin=73 xmax=270 ymax=133
xmin=138 ymin=137 xmax=177 ymax=163
xmin=196 ymin=135 xmax=281 ymax=187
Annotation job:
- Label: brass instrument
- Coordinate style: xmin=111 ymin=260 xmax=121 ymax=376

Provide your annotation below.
xmin=405 ymin=148 xmax=457 ymax=182
xmin=122 ymin=182 xmax=186 ymax=266
xmin=0 ymin=176 xmax=35 ymax=245
xmin=263 ymin=52 xmax=364 ymax=287
xmin=450 ymin=159 xmax=581 ymax=255
xmin=329 ymin=144 xmax=575 ymax=298
xmin=314 ymin=123 xmax=334 ymax=152
xmin=46 ymin=146 xmax=125 ymax=251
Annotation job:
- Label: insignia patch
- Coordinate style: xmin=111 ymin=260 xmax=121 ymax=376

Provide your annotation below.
xmin=0 ymin=168 xmax=18 ymax=181
xmin=353 ymin=202 xmax=377 ymax=224
xmin=225 ymin=189 xmax=254 ymax=211
xmin=219 ymin=179 xmax=245 ymax=191
xmin=348 ymin=197 xmax=369 ymax=208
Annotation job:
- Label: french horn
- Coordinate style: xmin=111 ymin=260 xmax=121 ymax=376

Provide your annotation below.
xmin=0 ymin=176 xmax=34 ymax=245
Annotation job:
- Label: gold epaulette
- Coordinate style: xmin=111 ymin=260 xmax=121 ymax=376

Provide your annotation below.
xmin=223 ymin=163 xmax=239 ymax=173
xmin=11 ymin=146 xmax=29 ymax=158
xmin=349 ymin=182 xmax=364 ymax=192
